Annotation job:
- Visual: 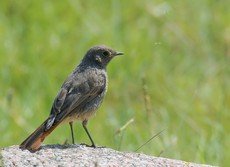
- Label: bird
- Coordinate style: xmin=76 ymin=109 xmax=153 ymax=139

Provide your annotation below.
xmin=19 ymin=45 xmax=123 ymax=152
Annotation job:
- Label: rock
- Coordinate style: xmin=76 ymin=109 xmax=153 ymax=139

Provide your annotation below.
xmin=1 ymin=145 xmax=214 ymax=167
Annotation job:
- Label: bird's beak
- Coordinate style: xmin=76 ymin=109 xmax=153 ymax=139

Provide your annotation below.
xmin=114 ymin=52 xmax=123 ymax=56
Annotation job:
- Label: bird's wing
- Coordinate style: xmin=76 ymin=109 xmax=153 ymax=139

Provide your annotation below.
xmin=45 ymin=79 xmax=104 ymax=130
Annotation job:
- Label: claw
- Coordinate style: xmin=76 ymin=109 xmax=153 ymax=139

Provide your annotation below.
xmin=80 ymin=143 xmax=97 ymax=148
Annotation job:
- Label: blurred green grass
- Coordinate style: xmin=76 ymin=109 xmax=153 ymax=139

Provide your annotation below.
xmin=0 ymin=0 xmax=229 ymax=166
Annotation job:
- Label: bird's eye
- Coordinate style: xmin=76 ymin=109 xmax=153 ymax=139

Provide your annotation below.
xmin=102 ymin=51 xmax=109 ymax=56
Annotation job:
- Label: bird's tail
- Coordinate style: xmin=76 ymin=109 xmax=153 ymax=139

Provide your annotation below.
xmin=19 ymin=118 xmax=59 ymax=152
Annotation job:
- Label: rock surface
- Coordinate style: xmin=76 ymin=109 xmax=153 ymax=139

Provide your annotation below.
xmin=1 ymin=145 xmax=214 ymax=167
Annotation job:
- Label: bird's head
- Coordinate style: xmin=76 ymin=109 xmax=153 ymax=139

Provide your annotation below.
xmin=82 ymin=45 xmax=123 ymax=68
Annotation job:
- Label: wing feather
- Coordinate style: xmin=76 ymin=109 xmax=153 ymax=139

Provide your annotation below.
xmin=45 ymin=79 xmax=103 ymax=130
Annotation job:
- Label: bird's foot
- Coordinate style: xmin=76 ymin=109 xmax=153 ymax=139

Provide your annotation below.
xmin=97 ymin=146 xmax=106 ymax=148
xmin=80 ymin=143 xmax=106 ymax=148
xmin=80 ymin=143 xmax=95 ymax=147
xmin=81 ymin=143 xmax=95 ymax=147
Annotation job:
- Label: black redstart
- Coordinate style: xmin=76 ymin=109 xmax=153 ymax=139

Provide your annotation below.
xmin=20 ymin=45 xmax=123 ymax=152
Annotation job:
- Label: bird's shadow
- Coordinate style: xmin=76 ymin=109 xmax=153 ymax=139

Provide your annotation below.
xmin=40 ymin=144 xmax=81 ymax=150
xmin=24 ymin=144 xmax=105 ymax=153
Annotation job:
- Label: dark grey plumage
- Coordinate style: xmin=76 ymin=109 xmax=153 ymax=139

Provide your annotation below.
xmin=20 ymin=45 xmax=123 ymax=151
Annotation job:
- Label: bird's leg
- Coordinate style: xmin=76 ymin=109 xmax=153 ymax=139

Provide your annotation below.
xmin=82 ymin=120 xmax=96 ymax=148
xmin=69 ymin=122 xmax=75 ymax=144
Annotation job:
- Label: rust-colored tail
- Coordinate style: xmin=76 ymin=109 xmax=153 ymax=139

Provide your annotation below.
xmin=19 ymin=118 xmax=59 ymax=152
